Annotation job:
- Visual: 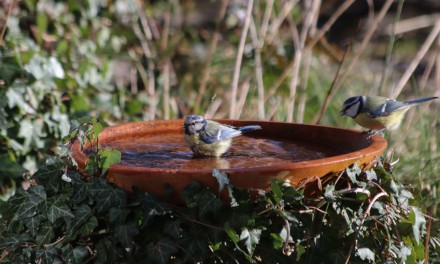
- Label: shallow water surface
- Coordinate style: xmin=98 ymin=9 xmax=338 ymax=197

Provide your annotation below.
xmin=101 ymin=133 xmax=343 ymax=170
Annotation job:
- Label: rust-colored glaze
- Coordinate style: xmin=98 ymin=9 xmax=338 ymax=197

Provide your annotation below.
xmin=71 ymin=120 xmax=387 ymax=202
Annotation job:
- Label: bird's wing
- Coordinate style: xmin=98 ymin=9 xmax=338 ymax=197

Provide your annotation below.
xmin=219 ymin=126 xmax=242 ymax=140
xmin=368 ymin=99 xmax=409 ymax=118
xmin=199 ymin=125 xmax=241 ymax=144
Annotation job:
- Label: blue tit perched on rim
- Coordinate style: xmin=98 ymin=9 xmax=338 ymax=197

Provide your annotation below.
xmin=183 ymin=115 xmax=262 ymax=157
xmin=340 ymin=95 xmax=438 ymax=136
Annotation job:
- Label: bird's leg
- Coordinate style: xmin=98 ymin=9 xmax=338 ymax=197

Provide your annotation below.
xmin=366 ymin=129 xmax=385 ymax=139
xmin=361 ymin=129 xmax=373 ymax=135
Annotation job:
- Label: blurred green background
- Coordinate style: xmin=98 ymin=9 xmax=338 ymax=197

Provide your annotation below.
xmin=1 ymin=0 xmax=439 ymax=194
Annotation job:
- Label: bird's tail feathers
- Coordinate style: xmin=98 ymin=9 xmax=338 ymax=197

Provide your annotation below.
xmin=238 ymin=125 xmax=262 ymax=134
xmin=405 ymin=96 xmax=438 ymax=105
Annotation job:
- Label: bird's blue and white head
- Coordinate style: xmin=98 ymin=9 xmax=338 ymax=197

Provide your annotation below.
xmin=183 ymin=115 xmax=207 ymax=135
xmin=340 ymin=96 xmax=365 ymax=118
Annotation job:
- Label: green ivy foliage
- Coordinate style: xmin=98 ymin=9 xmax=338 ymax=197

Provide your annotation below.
xmin=0 ymin=0 xmax=132 ymax=180
xmin=1 ymin=148 xmax=438 ymax=263
xmin=0 ymin=44 xmax=69 ymax=180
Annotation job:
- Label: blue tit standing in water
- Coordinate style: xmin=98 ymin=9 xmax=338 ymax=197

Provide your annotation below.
xmin=340 ymin=95 xmax=438 ymax=136
xmin=183 ymin=115 xmax=262 ymax=157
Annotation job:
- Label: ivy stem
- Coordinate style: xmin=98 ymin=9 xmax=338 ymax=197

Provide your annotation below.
xmin=43 ymin=235 xmax=65 ymax=248
xmin=424 ymin=205 xmax=434 ymax=264
xmin=173 ymin=209 xmax=224 ymax=231
xmin=282 ymin=218 xmax=291 ymax=255
xmin=345 ymin=191 xmax=388 ymax=263
xmin=360 ymin=192 xmax=388 ymax=227
xmin=344 ymin=242 xmax=355 ymax=264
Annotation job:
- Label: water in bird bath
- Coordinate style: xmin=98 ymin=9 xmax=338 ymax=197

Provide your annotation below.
xmin=99 ymin=132 xmax=344 ymax=170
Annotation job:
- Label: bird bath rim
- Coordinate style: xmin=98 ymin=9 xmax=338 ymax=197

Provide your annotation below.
xmin=71 ymin=119 xmax=387 ymax=200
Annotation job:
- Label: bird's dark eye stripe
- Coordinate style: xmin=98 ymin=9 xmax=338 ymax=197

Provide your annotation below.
xmin=186 ymin=120 xmax=204 ymax=125
xmin=345 ymin=97 xmax=359 ymax=105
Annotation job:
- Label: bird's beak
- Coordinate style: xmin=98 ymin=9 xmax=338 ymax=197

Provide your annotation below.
xmin=339 ymin=110 xmax=345 ymax=116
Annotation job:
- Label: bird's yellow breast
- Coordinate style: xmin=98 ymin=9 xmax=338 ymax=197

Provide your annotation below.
xmin=354 ymin=108 xmax=409 ymax=130
xmin=184 ymin=134 xmax=232 ymax=157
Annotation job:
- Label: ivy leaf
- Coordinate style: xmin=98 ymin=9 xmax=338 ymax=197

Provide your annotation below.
xmin=71 ymin=178 xmax=90 ymax=204
xmin=397 ymin=189 xmax=413 ymax=210
xmin=356 ymin=247 xmax=375 ymax=262
xmin=179 ymin=236 xmax=209 ymax=260
xmin=0 ymin=154 xmax=27 ymax=178
xmin=240 ymin=228 xmax=262 ymax=256
xmin=70 ymin=95 xmax=88 ymax=112
xmin=296 ymin=244 xmax=306 ymax=262
xmin=24 ymin=214 xmax=46 ymax=237
xmin=95 ymin=237 xmax=114 ymax=263
xmin=76 ymin=129 xmax=86 ymax=151
xmin=279 ymin=225 xmax=294 ymax=244
xmin=228 ymin=186 xmax=250 ymax=207
xmin=278 ymin=210 xmax=299 ymax=223
xmin=46 ymin=193 xmax=74 ymax=223
xmin=15 ymin=185 xmax=47 ymax=219
xmin=163 ymin=220 xmax=183 ymax=240
xmin=0 ymin=233 xmax=33 ymax=251
xmin=282 ymin=187 xmax=304 ymax=204
xmin=324 ymin=184 xmax=337 ymax=201
xmin=64 ymin=246 xmax=89 ymax=264
xmin=85 ymin=154 xmax=99 ymax=176
xmin=212 ymin=168 xmax=229 ymax=192
xmin=6 ymin=188 xmax=28 ymax=216
xmin=32 ymin=162 xmax=63 ymax=183
xmin=346 ymin=163 xmax=361 ymax=184
xmin=0 ymin=50 xmax=25 ymax=85
xmin=92 ymin=122 xmax=103 ymax=139
xmin=181 ymin=181 xmax=203 ymax=207
xmin=371 ymin=201 xmax=385 ymax=215
xmin=66 ymin=204 xmax=92 ymax=240
xmin=270 ymin=232 xmax=284 ymax=250
xmin=45 ymin=156 xmax=64 ymax=167
xmin=35 ymin=246 xmax=58 ymax=264
xmin=224 ymin=224 xmax=240 ymax=244
xmin=109 ymin=207 xmax=130 ymax=224
xmin=270 ymin=179 xmax=283 ymax=204
xmin=365 ymin=169 xmax=377 ymax=181
xmin=114 ymin=221 xmax=139 ymax=249
xmin=146 ymin=238 xmax=178 ymax=264
xmin=89 ymin=178 xmax=126 ymax=214
xmin=79 ymin=216 xmax=98 ymax=238
xmin=98 ymin=147 xmax=121 ymax=176
xmin=389 ymin=180 xmax=399 ymax=195
xmin=413 ymin=238 xmax=425 ymax=260
xmin=138 ymin=193 xmax=171 ymax=228
xmin=409 ymin=207 xmax=426 ymax=244
xmin=398 ymin=245 xmax=412 ymax=261
xmin=208 ymin=229 xmax=224 ymax=249
xmin=36 ymin=221 xmax=54 ymax=246
xmin=6 ymin=87 xmax=36 ymax=114
xmin=197 ymin=190 xmax=221 ymax=219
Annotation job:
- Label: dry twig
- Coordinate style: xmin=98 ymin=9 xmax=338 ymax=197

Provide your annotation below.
xmin=230 ymin=0 xmax=254 ymax=119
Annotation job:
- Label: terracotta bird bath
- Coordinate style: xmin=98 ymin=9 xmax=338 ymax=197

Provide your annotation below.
xmin=71 ymin=120 xmax=387 ymax=202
